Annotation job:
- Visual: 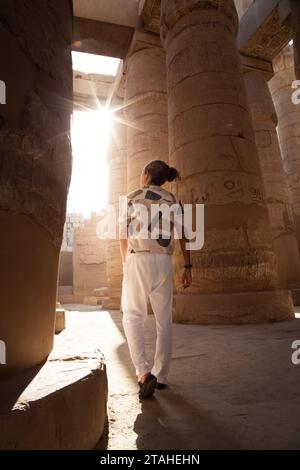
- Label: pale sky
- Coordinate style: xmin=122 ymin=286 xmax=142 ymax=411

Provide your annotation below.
xmin=72 ymin=51 xmax=120 ymax=75
xmin=68 ymin=52 xmax=121 ymax=217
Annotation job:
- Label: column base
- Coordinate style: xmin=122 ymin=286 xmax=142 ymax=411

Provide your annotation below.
xmin=173 ymin=290 xmax=294 ymax=325
xmin=0 ymin=334 xmax=107 ymax=449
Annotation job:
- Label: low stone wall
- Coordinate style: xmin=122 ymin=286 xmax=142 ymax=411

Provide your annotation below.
xmin=73 ymin=213 xmax=108 ymax=302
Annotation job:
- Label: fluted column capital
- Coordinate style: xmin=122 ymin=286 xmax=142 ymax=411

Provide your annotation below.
xmin=273 ymin=45 xmax=294 ymax=74
xmin=270 ymin=46 xmax=296 ymax=96
xmin=160 ymin=0 xmax=239 ymax=42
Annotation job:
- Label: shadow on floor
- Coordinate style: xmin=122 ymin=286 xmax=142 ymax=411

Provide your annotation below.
xmin=0 ymin=361 xmax=46 ymax=414
xmin=133 ymin=388 xmax=240 ymax=450
xmin=63 ymin=307 xmax=300 ymax=449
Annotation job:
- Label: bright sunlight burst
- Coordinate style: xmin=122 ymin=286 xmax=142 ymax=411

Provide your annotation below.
xmin=68 ymin=51 xmax=121 ymax=218
xmin=68 ymin=109 xmax=112 ymax=218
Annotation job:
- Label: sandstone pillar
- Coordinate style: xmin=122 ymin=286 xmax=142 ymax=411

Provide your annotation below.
xmin=0 ymin=1 xmax=73 ymax=374
xmin=104 ymin=119 xmax=127 ymax=309
xmin=161 ymin=0 xmax=294 ymax=324
xmin=244 ymin=69 xmax=300 ymax=289
xmin=270 ymin=46 xmax=300 ymax=303
xmin=125 ymin=31 xmax=168 ymax=192
xmin=290 ymin=0 xmax=300 ymax=79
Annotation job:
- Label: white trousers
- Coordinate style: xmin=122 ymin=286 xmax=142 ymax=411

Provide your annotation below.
xmin=121 ymin=253 xmax=173 ymax=384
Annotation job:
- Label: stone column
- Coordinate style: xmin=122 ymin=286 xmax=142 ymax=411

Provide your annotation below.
xmin=270 ymin=46 xmax=300 ymax=303
xmin=125 ymin=31 xmax=168 ymax=192
xmin=104 ymin=118 xmax=127 ymax=309
xmin=0 ymin=1 xmax=73 ymax=374
xmin=244 ymin=69 xmax=300 ymax=290
xmin=290 ymin=0 xmax=300 ymax=79
xmin=161 ymin=0 xmax=294 ymax=324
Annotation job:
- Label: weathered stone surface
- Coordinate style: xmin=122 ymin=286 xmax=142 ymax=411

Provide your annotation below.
xmin=173 ymin=289 xmax=294 ymax=324
xmin=125 ymin=31 xmax=168 ymax=192
xmin=293 ymin=289 xmax=300 ymax=306
xmin=142 ymin=0 xmax=241 ymax=35
xmin=58 ymin=251 xmax=73 ymax=286
xmin=270 ymin=46 xmax=300 ymax=262
xmin=0 ymin=211 xmax=60 ymax=374
xmin=0 ymin=0 xmax=73 ymax=374
xmin=73 ymin=16 xmax=134 ymax=60
xmin=161 ymin=0 xmax=292 ymax=323
xmin=73 ymin=0 xmax=139 ymax=29
xmin=73 ymin=213 xmax=107 ymax=302
xmin=104 ymin=118 xmax=127 ymax=309
xmin=55 ymin=308 xmax=66 ymax=334
xmin=0 ymin=323 xmax=108 ymax=449
xmin=237 ymin=0 xmax=292 ymax=63
xmin=0 ymin=0 xmax=73 ymax=248
xmin=83 ymin=296 xmax=99 ymax=305
xmin=161 ymin=0 xmax=239 ymax=40
xmin=140 ymin=0 xmax=161 ymax=34
xmin=241 ymin=55 xmax=274 ymax=82
xmin=290 ymin=0 xmax=300 ymax=79
xmin=244 ymin=69 xmax=300 ymax=289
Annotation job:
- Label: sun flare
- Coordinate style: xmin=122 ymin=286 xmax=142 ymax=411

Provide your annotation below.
xmin=68 ymin=109 xmax=112 ymax=218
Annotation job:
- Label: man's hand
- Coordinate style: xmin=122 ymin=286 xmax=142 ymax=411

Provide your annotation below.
xmin=182 ymin=268 xmax=192 ymax=289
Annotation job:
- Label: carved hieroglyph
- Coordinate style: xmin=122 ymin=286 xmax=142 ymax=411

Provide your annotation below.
xmin=161 ymin=0 xmax=293 ymax=323
xmin=290 ymin=0 xmax=300 ymax=79
xmin=245 ymin=69 xmax=300 ymax=289
xmin=0 ymin=0 xmax=73 ymax=248
xmin=270 ymin=46 xmax=300 ymax=260
xmin=124 ymin=31 xmax=168 ymax=192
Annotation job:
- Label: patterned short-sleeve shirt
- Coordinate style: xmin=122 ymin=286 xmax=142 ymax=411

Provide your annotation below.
xmin=119 ymin=185 xmax=184 ymax=255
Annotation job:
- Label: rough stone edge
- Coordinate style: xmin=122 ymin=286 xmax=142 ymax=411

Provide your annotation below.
xmin=0 ymin=359 xmax=108 ymax=450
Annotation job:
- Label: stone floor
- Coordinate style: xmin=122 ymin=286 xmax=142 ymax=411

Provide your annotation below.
xmin=63 ymin=305 xmax=300 ymax=450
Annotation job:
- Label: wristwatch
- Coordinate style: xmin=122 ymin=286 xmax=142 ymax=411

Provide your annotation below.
xmin=184 ymin=264 xmax=192 ymax=269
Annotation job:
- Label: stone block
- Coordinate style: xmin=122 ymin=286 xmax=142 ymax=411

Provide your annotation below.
xmin=0 ymin=332 xmax=108 ymax=449
xmin=55 ymin=308 xmax=66 ymax=334
xmin=84 ymin=296 xmax=99 ymax=306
